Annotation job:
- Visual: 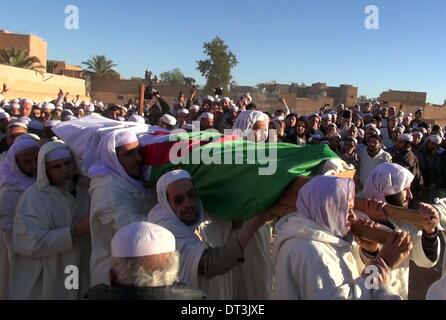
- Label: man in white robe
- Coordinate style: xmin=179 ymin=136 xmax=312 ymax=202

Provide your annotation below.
xmin=89 ymin=129 xmax=155 ymax=286
xmin=273 ymin=175 xmax=409 ymax=300
xmin=357 ymin=162 xmax=441 ymax=299
xmin=10 ymin=141 xmax=90 ymax=299
xmin=148 ymin=170 xmax=272 ymax=299
xmin=230 ymin=110 xmax=273 ymax=299
xmin=423 ymin=195 xmax=446 ymax=299
xmin=0 ymin=136 xmax=39 ymax=299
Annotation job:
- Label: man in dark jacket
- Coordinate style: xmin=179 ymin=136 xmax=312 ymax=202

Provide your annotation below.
xmin=85 ymin=222 xmax=204 ymax=300
xmin=393 ymin=133 xmax=423 ymax=191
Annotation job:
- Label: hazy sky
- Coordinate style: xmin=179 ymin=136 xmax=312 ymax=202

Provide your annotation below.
xmin=3 ymin=0 xmax=445 ymax=103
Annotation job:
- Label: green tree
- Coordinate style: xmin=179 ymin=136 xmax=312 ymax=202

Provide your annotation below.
xmin=196 ymin=36 xmax=238 ymax=95
xmin=0 ymin=48 xmax=45 ymax=74
xmin=82 ymin=55 xmax=119 ymax=78
xmin=159 ymin=68 xmax=185 ymax=86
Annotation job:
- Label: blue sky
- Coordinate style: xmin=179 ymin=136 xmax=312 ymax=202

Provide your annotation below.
xmin=2 ymin=0 xmax=445 ymax=103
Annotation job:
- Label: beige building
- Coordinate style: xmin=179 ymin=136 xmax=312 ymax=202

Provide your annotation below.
xmin=293 ymin=82 xmax=358 ymax=107
xmin=47 ymin=60 xmax=83 ymax=79
xmin=0 ymin=29 xmax=47 ymax=69
xmin=379 ymin=89 xmax=427 ymax=107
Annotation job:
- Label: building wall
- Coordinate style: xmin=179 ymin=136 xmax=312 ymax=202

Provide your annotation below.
xmin=0 ymin=31 xmax=47 ymax=69
xmin=296 ymin=82 xmax=358 ymax=107
xmin=89 ymin=77 xmax=191 ymax=104
xmin=379 ymin=90 xmax=427 ymax=106
xmin=0 ymin=64 xmax=88 ymax=102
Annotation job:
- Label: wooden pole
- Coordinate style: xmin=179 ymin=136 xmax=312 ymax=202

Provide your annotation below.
xmin=350 ymin=223 xmax=394 ymax=244
xmin=269 ymin=174 xmax=432 ymax=226
xmin=138 ymin=83 xmax=145 ymax=116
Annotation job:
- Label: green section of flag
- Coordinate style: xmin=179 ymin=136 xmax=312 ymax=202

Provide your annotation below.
xmin=150 ymin=141 xmax=338 ymax=220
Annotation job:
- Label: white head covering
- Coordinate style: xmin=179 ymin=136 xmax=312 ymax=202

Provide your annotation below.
xmin=8 ymin=121 xmax=28 ymax=130
xmin=203 ymin=95 xmax=214 ymax=103
xmin=412 ymin=131 xmax=423 ymax=139
xmin=273 ymin=116 xmax=285 ymax=122
xmin=15 ymin=133 xmax=40 ymax=143
xmin=45 ymin=148 xmax=72 ymax=162
xmin=427 ymin=135 xmax=442 ymax=145
xmin=229 ymin=104 xmax=239 ymax=112
xmin=111 ymin=222 xmax=176 ymax=258
xmin=232 ymin=110 xmax=269 ymax=137
xmin=190 ymin=105 xmax=200 ymax=112
xmin=44 ymin=120 xmax=61 ymax=128
xmin=64 ymin=115 xmax=78 ymax=121
xmin=85 ymin=104 xmax=95 ymax=112
xmin=149 ymin=170 xmax=204 ymax=235
xmin=398 ymin=133 xmax=413 ymax=142
xmin=0 ymin=112 xmax=10 ymax=120
xmin=0 ymin=138 xmax=40 ymax=190
xmin=128 ymin=114 xmax=146 ymax=124
xmin=296 ymin=176 xmax=354 ymax=238
xmin=160 ymin=114 xmax=177 ymax=126
xmin=177 ymin=108 xmax=190 ymax=116
xmin=43 ymin=102 xmax=55 ymax=110
xmin=88 ymin=129 xmax=144 ymax=192
xmin=198 ymin=112 xmax=214 ymax=120
xmin=36 ymin=141 xmax=78 ymax=190
xmin=147 ymin=170 xmax=205 ymax=288
xmin=362 ymin=163 xmax=414 ymax=202
xmin=18 ymin=117 xmax=31 ymax=125
xmin=55 ymin=105 xmax=64 ymax=111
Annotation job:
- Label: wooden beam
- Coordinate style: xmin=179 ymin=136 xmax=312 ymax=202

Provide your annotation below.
xmin=269 ymin=174 xmax=432 ymax=226
xmin=138 ymin=82 xmax=145 ymax=116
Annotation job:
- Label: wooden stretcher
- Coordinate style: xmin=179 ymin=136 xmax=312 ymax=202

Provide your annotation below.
xmin=268 ymin=170 xmax=433 ymax=244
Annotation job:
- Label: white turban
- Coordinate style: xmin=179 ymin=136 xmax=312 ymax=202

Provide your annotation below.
xmin=198 ymin=112 xmax=214 ymax=120
xmin=160 ymin=114 xmax=177 ymax=126
xmin=190 ymin=105 xmax=200 ymax=112
xmin=43 ymin=102 xmax=55 ymax=110
xmin=232 ymin=110 xmax=269 ymax=135
xmin=111 ymin=222 xmax=176 ymax=258
xmin=398 ymin=133 xmax=413 ymax=142
xmin=85 ymin=104 xmax=95 ymax=112
xmin=128 ymin=114 xmax=146 ymax=124
xmin=296 ymin=176 xmax=355 ymax=238
xmin=177 ymin=108 xmax=190 ymax=115
xmin=427 ymin=135 xmax=442 ymax=145
xmin=0 ymin=138 xmax=40 ymax=191
xmin=45 ymin=148 xmax=72 ymax=162
xmin=115 ymin=130 xmax=138 ymax=148
xmin=44 ymin=120 xmax=61 ymax=128
xmin=8 ymin=121 xmax=28 ymax=130
xmin=88 ymin=129 xmax=144 ymax=192
xmin=362 ymin=163 xmax=414 ymax=202
xmin=0 ymin=112 xmax=10 ymax=120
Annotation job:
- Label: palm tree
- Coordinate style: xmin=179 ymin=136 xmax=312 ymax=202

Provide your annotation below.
xmin=82 ymin=55 xmax=119 ymax=78
xmin=0 ymin=48 xmax=45 ymax=74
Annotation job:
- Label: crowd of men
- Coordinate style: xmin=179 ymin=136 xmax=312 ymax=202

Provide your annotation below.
xmin=0 ymin=83 xmax=445 ymax=300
